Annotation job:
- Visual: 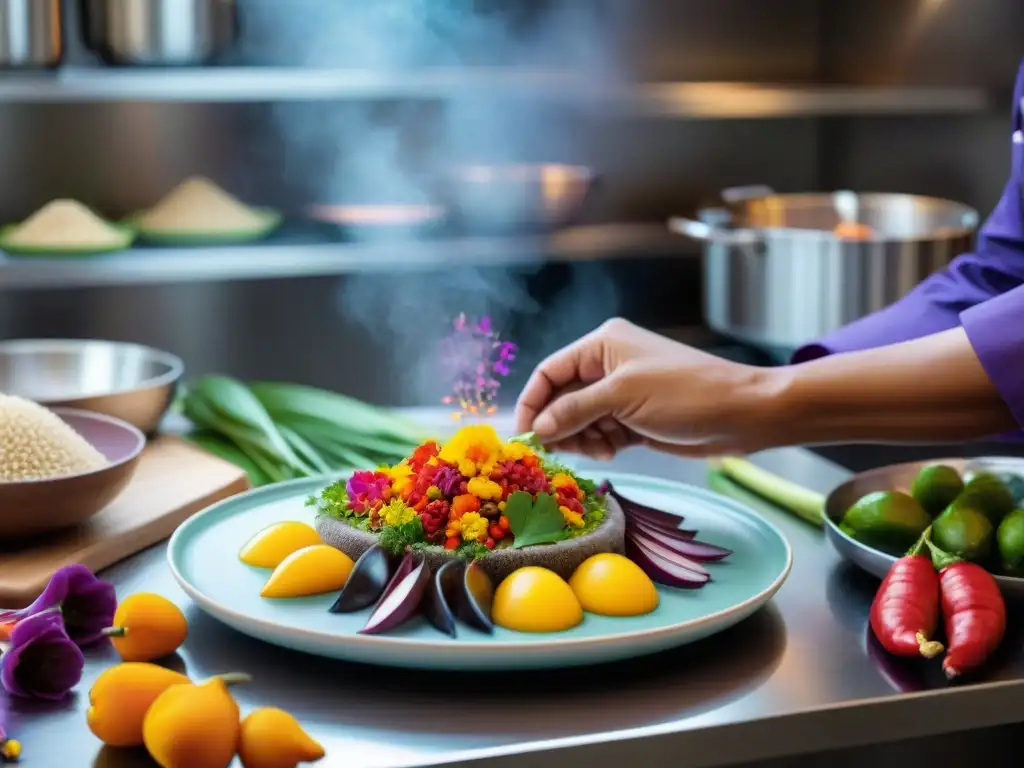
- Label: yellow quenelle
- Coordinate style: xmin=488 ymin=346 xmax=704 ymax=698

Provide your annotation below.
xmin=240 ymin=522 xmax=323 ymax=569
xmin=261 ymin=545 xmax=354 ymax=599
xmin=492 ymin=567 xmax=583 ymax=633
xmin=569 ymin=554 xmax=659 ymax=617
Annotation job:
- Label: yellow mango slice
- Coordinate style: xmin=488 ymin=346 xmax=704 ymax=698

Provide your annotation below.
xmin=240 ymin=521 xmax=323 ymax=569
xmin=492 ymin=567 xmax=583 ymax=633
xmin=260 ymin=545 xmax=354 ymax=599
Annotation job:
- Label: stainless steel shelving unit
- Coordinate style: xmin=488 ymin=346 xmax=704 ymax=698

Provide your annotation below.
xmin=0 ymin=67 xmax=997 ymax=116
xmin=0 ymin=224 xmax=687 ymax=290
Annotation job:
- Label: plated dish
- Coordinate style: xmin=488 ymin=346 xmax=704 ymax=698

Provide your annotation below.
xmin=169 ymin=427 xmax=792 ymax=670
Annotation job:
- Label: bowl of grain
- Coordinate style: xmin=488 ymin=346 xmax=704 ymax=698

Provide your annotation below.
xmin=131 ymin=176 xmax=281 ymax=245
xmin=0 ymin=396 xmax=145 ymax=539
xmin=0 ymin=200 xmax=136 ymax=257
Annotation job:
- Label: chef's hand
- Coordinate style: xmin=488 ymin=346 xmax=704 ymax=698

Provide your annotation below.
xmin=514 ymin=318 xmax=780 ymax=460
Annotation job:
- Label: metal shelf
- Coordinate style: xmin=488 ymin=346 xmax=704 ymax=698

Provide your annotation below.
xmin=0 ymin=67 xmax=996 ymax=116
xmin=0 ymin=224 xmax=688 ymax=290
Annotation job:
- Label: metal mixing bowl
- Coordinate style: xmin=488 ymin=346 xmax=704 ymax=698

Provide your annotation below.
xmin=445 ymin=163 xmax=598 ymax=233
xmin=0 ymin=339 xmax=184 ymax=434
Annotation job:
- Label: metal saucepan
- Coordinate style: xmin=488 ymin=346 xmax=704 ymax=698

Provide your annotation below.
xmin=81 ymin=0 xmax=237 ymax=65
xmin=0 ymin=339 xmax=184 ymax=434
xmin=444 ymin=163 xmax=599 ymax=234
xmin=669 ymin=186 xmax=980 ymax=352
xmin=0 ymin=0 xmax=63 ymax=68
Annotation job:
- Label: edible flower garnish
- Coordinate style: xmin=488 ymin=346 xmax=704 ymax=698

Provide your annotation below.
xmin=438 ymin=424 xmax=503 ymax=478
xmin=0 ymin=563 xmax=116 ymax=646
xmin=1 ymin=610 xmax=85 ymax=700
xmin=440 ymin=313 xmax=517 ymax=420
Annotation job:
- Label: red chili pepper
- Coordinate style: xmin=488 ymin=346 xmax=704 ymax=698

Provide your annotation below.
xmin=869 ymin=533 xmax=943 ymax=659
xmin=925 ymin=536 xmax=1006 ymax=679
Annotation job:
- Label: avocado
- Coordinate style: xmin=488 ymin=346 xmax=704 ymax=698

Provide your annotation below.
xmin=932 ymin=502 xmax=994 ymax=562
xmin=910 ymin=464 xmax=964 ymax=517
xmin=958 ymin=472 xmax=1014 ymax=525
xmin=839 ymin=490 xmax=931 ymax=553
xmin=997 ymin=508 xmax=1024 ymax=575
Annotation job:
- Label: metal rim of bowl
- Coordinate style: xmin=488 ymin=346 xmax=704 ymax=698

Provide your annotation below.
xmin=0 ymin=406 xmax=146 ymax=487
xmin=0 ymin=338 xmax=185 ymax=401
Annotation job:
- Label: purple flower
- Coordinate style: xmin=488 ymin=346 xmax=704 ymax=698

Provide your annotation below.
xmin=434 ymin=466 xmax=464 ymax=497
xmin=1 ymin=611 xmax=84 ymax=700
xmin=0 ymin=564 xmax=116 ymax=646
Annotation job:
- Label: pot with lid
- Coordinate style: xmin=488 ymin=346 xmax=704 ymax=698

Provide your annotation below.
xmin=669 ymin=186 xmax=979 ymax=355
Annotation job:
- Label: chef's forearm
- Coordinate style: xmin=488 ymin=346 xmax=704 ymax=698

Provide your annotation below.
xmin=768 ymin=327 xmax=1017 ymax=445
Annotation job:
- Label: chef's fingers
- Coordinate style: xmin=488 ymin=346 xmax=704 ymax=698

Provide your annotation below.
xmin=543 ymin=435 xmax=586 ymax=456
xmin=544 ymin=434 xmax=618 ymax=461
xmin=642 ymin=438 xmax=719 ymax=458
xmin=514 ymin=332 xmax=609 ymax=434
xmin=596 ymin=416 xmax=633 ymax=453
xmin=531 ymin=378 xmax=617 ymax=443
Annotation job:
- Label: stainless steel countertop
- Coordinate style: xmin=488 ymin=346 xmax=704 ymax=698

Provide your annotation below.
xmin=10 ymin=411 xmax=1024 ymax=767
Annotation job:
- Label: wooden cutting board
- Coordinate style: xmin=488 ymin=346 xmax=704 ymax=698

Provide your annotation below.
xmin=0 ymin=435 xmax=250 ymax=607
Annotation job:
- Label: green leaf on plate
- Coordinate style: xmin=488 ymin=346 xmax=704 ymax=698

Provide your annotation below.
xmin=504 ymin=491 xmax=570 ymax=549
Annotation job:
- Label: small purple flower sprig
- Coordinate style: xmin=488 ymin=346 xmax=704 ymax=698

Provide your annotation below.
xmin=0 ymin=564 xmax=116 ymax=702
xmin=440 ymin=313 xmax=518 ymax=422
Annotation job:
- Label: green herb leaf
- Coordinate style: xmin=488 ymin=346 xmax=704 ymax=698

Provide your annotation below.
xmin=505 ymin=491 xmax=569 ymax=549
xmin=308 ymin=480 xmax=351 ymax=519
xmin=379 ymin=518 xmax=425 ymax=555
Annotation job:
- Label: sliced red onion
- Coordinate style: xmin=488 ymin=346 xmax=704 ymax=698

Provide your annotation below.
xmin=626 ymin=535 xmax=709 ymax=589
xmin=628 ymin=518 xmax=732 ymax=562
xmin=627 ymin=529 xmax=711 ymax=578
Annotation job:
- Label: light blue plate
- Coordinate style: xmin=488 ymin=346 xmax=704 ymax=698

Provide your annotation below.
xmin=168 ymin=471 xmax=792 ymax=670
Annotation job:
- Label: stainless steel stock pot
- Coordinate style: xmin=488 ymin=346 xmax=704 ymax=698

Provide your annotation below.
xmin=669 ymin=186 xmax=979 ymax=354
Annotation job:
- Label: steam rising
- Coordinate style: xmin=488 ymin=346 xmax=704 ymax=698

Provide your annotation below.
xmin=245 ymin=0 xmax=626 ymax=405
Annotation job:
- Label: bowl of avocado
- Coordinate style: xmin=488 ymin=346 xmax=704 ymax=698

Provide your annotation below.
xmin=824 ymin=458 xmax=1024 ymax=599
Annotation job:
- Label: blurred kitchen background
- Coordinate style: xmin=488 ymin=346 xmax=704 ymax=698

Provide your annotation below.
xmin=1 ymin=0 xmax=1022 ymax=407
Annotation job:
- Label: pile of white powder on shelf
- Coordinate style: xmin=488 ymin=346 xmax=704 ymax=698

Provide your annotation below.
xmin=0 ymin=394 xmax=108 ymax=482
xmin=139 ymin=176 xmax=268 ymax=232
xmin=4 ymin=200 xmax=127 ymax=249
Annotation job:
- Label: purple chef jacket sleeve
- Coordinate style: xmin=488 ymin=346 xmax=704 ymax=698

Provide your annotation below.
xmin=791 ymin=59 xmax=1024 ymax=428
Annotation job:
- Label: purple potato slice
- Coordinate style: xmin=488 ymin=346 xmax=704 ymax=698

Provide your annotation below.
xmin=625 ymin=534 xmax=710 ymax=589
xmin=627 ymin=518 xmax=733 ymax=562
xmin=422 ymin=559 xmax=463 ymax=637
xmin=359 ymin=554 xmax=431 ymax=635
xmin=455 ymin=560 xmax=494 ymax=633
xmin=329 ymin=545 xmax=392 ymax=614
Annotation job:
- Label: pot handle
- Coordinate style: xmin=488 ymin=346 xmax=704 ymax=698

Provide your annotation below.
xmin=668 ymin=216 xmax=762 ymax=246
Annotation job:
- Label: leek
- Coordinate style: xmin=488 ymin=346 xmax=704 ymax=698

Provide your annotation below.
xmin=708 ymin=456 xmax=825 ymax=527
